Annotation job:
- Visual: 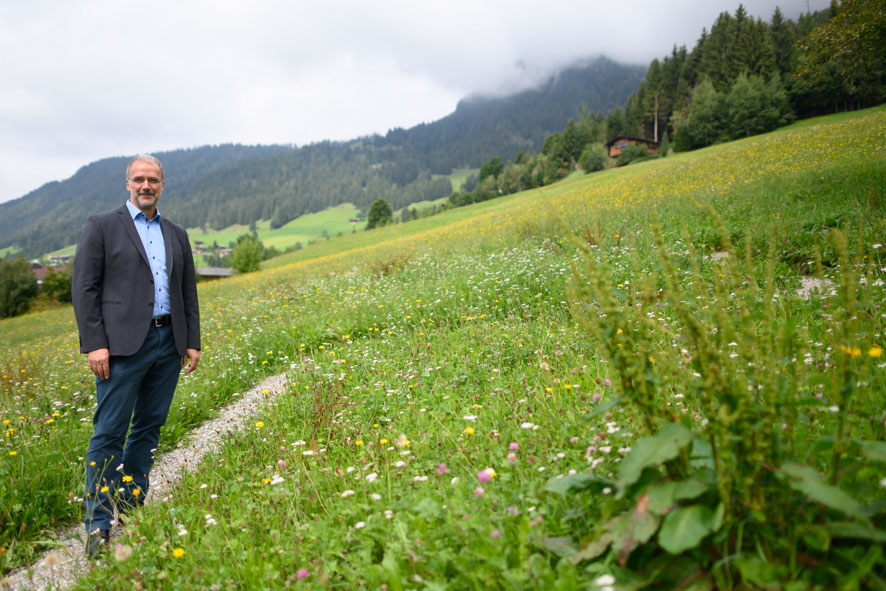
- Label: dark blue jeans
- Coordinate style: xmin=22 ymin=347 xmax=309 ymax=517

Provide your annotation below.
xmin=84 ymin=324 xmax=180 ymax=532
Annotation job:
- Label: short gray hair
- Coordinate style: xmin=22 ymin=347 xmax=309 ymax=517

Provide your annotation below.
xmin=126 ymin=154 xmax=164 ymax=180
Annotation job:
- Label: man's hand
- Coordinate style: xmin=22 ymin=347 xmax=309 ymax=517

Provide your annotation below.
xmin=182 ymin=348 xmax=200 ymax=374
xmin=87 ymin=348 xmax=110 ymax=380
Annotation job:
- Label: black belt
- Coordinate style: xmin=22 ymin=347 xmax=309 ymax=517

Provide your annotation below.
xmin=151 ymin=315 xmax=172 ymax=327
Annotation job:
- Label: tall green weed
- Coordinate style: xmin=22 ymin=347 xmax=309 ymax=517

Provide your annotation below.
xmin=551 ymin=211 xmax=885 ymax=588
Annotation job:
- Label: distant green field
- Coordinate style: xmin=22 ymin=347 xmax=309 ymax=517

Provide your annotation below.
xmin=0 ymin=245 xmax=22 ymax=258
xmin=435 ymin=167 xmax=477 ymax=191
xmin=188 ymin=203 xmax=365 ymax=259
xmin=393 ymin=196 xmax=450 ymax=219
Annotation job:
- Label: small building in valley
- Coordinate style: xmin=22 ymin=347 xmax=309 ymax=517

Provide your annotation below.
xmin=605 ymin=136 xmax=660 ymax=158
xmin=196 ymin=267 xmax=234 ymax=280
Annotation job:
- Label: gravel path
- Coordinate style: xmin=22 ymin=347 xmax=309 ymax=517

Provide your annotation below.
xmin=2 ymin=372 xmax=289 ymax=591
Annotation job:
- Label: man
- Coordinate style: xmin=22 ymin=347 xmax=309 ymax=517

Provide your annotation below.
xmin=72 ymin=154 xmax=200 ymax=556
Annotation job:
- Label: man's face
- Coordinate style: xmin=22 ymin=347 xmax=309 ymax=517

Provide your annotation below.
xmin=126 ymin=160 xmax=164 ymax=215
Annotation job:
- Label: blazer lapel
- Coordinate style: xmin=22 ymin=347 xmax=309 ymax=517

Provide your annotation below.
xmin=161 ymin=218 xmax=174 ymax=277
xmin=117 ymin=206 xmax=150 ymax=267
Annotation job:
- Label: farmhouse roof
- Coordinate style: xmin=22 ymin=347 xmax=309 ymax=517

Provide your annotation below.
xmin=605 ymin=136 xmax=661 ymax=149
xmin=196 ymin=267 xmax=234 ymax=277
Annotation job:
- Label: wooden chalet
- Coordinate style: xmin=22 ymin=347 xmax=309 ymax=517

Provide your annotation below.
xmin=605 ymin=136 xmax=660 ymax=158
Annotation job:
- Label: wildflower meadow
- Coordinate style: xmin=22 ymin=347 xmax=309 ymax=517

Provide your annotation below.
xmin=1 ymin=106 xmax=885 ymax=589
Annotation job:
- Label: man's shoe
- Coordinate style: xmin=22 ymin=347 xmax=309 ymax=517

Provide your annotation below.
xmin=85 ymin=528 xmax=110 ymax=557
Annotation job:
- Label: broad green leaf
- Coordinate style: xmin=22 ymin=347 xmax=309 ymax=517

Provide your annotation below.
xmin=570 ymin=532 xmax=613 ymax=564
xmin=673 ymin=478 xmax=710 ymax=501
xmin=822 ymin=522 xmax=886 ymax=542
xmin=711 ymin=502 xmax=725 ymax=531
xmin=658 ymin=505 xmax=714 ymax=554
xmin=780 ymin=462 xmax=868 ymax=523
xmin=735 ymin=554 xmax=779 ymax=587
xmin=544 ymin=472 xmax=613 ymax=495
xmin=538 ymin=536 xmax=578 ymax=558
xmin=690 ymin=437 xmax=715 ymax=470
xmin=647 ymin=482 xmax=676 ymax=514
xmin=645 ymin=476 xmax=711 ymax=515
xmin=617 ymin=423 xmax=693 ymax=490
xmin=858 ymin=440 xmax=886 ymax=463
xmin=609 ymin=501 xmax=660 ymax=547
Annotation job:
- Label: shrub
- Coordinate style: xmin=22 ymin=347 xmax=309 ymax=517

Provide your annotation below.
xmin=41 ymin=266 xmax=72 ymax=304
xmin=366 ymin=198 xmax=393 ymax=230
xmin=0 ymin=257 xmax=37 ymax=318
xmin=230 ymin=234 xmax=264 ymax=274
xmin=615 ymin=143 xmax=649 ymax=167
xmin=579 ymin=143 xmax=608 ymax=173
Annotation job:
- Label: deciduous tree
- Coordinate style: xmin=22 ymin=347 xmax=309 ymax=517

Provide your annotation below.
xmin=365 ymin=199 xmax=393 ymax=230
xmin=230 ymin=234 xmax=264 ymax=274
xmin=0 ymin=257 xmax=37 ymax=318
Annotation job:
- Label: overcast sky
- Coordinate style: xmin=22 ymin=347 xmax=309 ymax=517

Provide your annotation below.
xmin=0 ymin=0 xmax=828 ymax=204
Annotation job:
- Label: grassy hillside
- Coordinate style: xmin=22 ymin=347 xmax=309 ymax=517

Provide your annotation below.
xmin=1 ymin=106 xmax=884 ymax=588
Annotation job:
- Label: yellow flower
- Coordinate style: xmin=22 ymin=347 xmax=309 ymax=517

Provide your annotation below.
xmin=464 ymin=426 xmax=475 ymax=435
xmin=255 ymin=421 xmax=265 ymax=429
xmin=89 ymin=461 xmax=96 ymax=467
xmin=869 ymin=345 xmax=883 ymax=358
xmin=355 ymin=440 xmax=363 ymax=446
xmin=395 ymin=434 xmax=410 ymax=448
xmin=122 ymin=475 xmax=133 ymax=483
xmin=132 ymin=489 xmax=141 ymax=498
xmin=2 ymin=419 xmax=10 ymax=425
xmin=379 ymin=438 xmax=388 ymax=445
xmin=172 ymin=547 xmax=185 ymax=558
xmin=100 ymin=486 xmax=109 ymax=493
xmin=8 ymin=451 xmax=16 ymax=456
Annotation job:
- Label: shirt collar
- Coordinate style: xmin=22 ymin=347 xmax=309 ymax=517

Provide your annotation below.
xmin=125 ymin=199 xmax=161 ymax=222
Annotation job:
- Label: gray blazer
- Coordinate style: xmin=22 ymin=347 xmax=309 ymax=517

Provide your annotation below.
xmin=72 ymin=205 xmax=200 ymax=357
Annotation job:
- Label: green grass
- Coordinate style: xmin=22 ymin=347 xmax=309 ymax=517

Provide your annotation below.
xmin=1 ymin=106 xmax=884 ymax=588
xmin=435 ymin=167 xmax=478 ymax=192
xmin=188 ymin=203 xmax=366 ymax=254
xmin=0 ymin=245 xmax=22 ymax=259
xmin=393 ymin=196 xmax=450 ymax=220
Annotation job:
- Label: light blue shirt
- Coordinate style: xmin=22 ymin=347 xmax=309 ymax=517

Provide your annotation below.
xmin=125 ymin=200 xmax=170 ymax=318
